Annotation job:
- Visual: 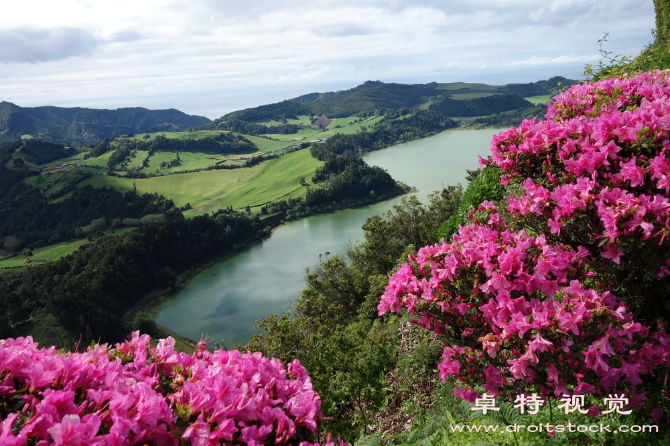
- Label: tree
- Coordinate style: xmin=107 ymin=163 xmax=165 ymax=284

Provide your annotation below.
xmin=379 ymin=71 xmax=670 ymax=421
xmin=655 ymin=0 xmax=670 ymax=46
xmin=4 ymin=236 xmax=21 ymax=253
xmin=86 ymin=217 xmax=106 ymax=233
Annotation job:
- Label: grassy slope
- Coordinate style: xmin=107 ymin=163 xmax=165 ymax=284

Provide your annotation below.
xmin=251 ymin=115 xmax=313 ymax=126
xmin=524 ymin=94 xmax=553 ymax=104
xmin=126 ymin=127 xmax=322 ymax=153
xmin=219 ymin=148 xmax=321 ymax=209
xmin=78 ymin=149 xmax=322 ymax=213
xmin=83 ymin=150 xmax=115 ymax=168
xmin=241 ymin=135 xmax=298 ymax=152
xmin=14 ymin=311 xmax=81 ymax=350
xmin=326 ymin=116 xmax=384 ymax=135
xmin=125 ymin=130 xmax=228 ymax=141
xmin=0 ymin=228 xmax=138 ymax=268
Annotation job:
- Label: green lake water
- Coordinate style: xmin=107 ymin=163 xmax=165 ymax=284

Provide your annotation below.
xmin=155 ymin=128 xmax=504 ymax=346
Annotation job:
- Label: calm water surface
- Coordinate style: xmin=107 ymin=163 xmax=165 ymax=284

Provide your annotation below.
xmin=155 ymin=128 xmax=503 ymax=346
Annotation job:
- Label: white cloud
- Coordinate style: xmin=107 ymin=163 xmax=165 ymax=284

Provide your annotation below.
xmin=0 ymin=27 xmax=99 ymax=63
xmin=0 ymin=0 xmax=656 ymax=118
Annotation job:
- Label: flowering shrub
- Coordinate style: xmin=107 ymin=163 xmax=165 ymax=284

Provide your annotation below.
xmin=379 ymin=204 xmax=669 ymax=401
xmin=0 ymin=332 xmax=346 ymax=446
xmin=379 ymin=70 xmax=670 ymax=418
xmin=491 ymin=70 xmax=670 ymax=275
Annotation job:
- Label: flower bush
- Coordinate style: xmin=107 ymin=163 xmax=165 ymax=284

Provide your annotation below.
xmin=492 ymin=70 xmax=670 ymax=272
xmin=379 ymin=70 xmax=670 ymax=419
xmin=0 ymin=332 xmax=346 ymax=446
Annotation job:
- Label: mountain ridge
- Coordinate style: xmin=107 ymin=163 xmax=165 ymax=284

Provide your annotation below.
xmin=0 ymin=101 xmax=211 ymax=145
xmin=203 ymin=76 xmax=577 ymax=130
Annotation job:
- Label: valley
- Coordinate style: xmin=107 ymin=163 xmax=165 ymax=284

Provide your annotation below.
xmin=0 ymin=75 xmax=574 ymax=348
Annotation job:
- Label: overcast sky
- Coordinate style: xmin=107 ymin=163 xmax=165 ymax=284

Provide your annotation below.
xmin=0 ymin=0 xmax=656 ymax=119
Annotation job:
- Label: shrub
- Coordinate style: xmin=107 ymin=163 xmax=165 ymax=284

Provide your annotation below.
xmin=379 ymin=70 xmax=670 ymax=424
xmin=0 ymin=332 xmax=347 ymax=445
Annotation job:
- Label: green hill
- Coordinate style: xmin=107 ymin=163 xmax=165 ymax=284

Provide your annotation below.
xmin=199 ymin=77 xmax=578 ymax=136
xmin=0 ymin=102 xmax=210 ymax=145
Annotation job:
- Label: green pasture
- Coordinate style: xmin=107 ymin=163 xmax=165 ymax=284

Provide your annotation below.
xmin=24 ymin=175 xmax=47 ymax=188
xmin=436 ymin=82 xmax=501 ymax=91
xmin=41 ymin=151 xmax=87 ymax=168
xmin=126 ymin=150 xmax=149 ymax=170
xmin=174 ymin=152 xmax=226 ymax=171
xmin=78 ymin=149 xmax=322 ymax=213
xmin=327 ymin=115 xmax=383 ymax=135
xmin=0 ymin=240 xmax=89 ymax=267
xmin=417 ymin=99 xmax=436 ymax=110
xmin=43 ymin=181 xmax=70 ymax=197
xmin=79 ymin=166 xmax=107 ymax=174
xmin=328 ymin=117 xmax=362 ymax=127
xmin=0 ymin=227 xmax=138 ymax=268
xmin=524 ymin=95 xmax=553 ymax=104
xmin=261 ymin=127 xmax=325 ymax=142
xmin=360 ymin=116 xmax=383 ymax=124
xmin=145 ymin=151 xmax=178 ymax=172
xmin=252 ymin=115 xmax=313 ymax=126
xmin=449 ymin=92 xmax=497 ymax=100
xmin=6 ymin=153 xmax=40 ymax=171
xmin=142 ymin=150 xmax=229 ymax=173
xmin=24 ymin=171 xmax=84 ymax=197
xmin=243 ymin=135 xmax=297 ymax=152
xmin=82 ymin=150 xmax=115 ymax=168
xmin=217 ymin=149 xmax=322 ymax=210
xmin=123 ymin=130 xmax=230 ymax=142
xmin=14 ymin=311 xmax=80 ymax=351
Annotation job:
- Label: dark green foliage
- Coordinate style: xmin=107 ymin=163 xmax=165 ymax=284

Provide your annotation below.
xmin=305 ymin=156 xmax=400 ymax=208
xmin=0 ymin=144 xmax=35 ymax=196
xmin=0 ymin=209 xmax=267 ymax=345
xmin=437 ymin=167 xmax=505 ymax=241
xmin=0 ymin=184 xmax=178 ymax=249
xmin=199 ymin=118 xmax=300 ymax=135
xmin=107 ymin=145 xmax=132 ymax=170
xmin=131 ymin=312 xmax=160 ymax=337
xmin=503 ymin=76 xmax=578 ymax=97
xmin=16 ymin=140 xmax=77 ymax=165
xmin=300 ymin=254 xmax=376 ymax=325
xmin=255 ymin=152 xmax=408 ymax=220
xmin=353 ymin=433 xmax=382 ymax=446
xmin=461 ymin=104 xmax=547 ymax=128
xmin=217 ymin=100 xmax=312 ymax=122
xmin=250 ymin=311 xmax=398 ymax=440
xmin=90 ymin=138 xmax=112 ymax=157
xmin=359 ymin=189 xmax=462 ymax=274
xmin=429 ymin=94 xmax=533 ymax=117
xmin=0 ymin=310 xmax=15 ymax=339
xmin=656 ymin=0 xmax=670 ymax=47
xmin=295 ymin=81 xmax=439 ymax=118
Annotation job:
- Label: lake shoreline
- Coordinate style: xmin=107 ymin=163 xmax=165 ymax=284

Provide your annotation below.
xmin=148 ymin=127 xmax=504 ymax=348
xmin=126 ymin=186 xmax=414 ymax=349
